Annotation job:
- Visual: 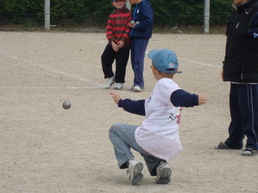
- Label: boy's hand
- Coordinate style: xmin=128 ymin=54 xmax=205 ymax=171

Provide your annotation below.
xmin=129 ymin=20 xmax=136 ymax=28
xmin=111 ymin=41 xmax=119 ymax=52
xmin=198 ymin=93 xmax=207 ymax=105
xmin=110 ymin=91 xmax=122 ymax=104
xmin=117 ymin=41 xmax=124 ymax=49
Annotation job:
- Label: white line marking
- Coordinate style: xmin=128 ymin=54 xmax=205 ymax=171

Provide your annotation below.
xmin=1 ymin=49 xmax=221 ymax=90
xmin=145 ymin=50 xmax=221 ymax=68
xmin=179 ymin=58 xmax=221 ymax=68
xmin=0 ymin=86 xmax=101 ymax=89
xmin=0 ymin=51 xmax=102 ymax=87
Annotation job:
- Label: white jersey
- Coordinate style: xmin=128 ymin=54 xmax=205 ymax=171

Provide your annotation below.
xmin=135 ymin=78 xmax=183 ymax=161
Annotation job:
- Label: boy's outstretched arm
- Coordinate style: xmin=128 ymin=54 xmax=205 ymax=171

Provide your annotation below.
xmin=110 ymin=91 xmax=122 ymax=104
xmin=198 ymin=93 xmax=207 ymax=105
xmin=109 ymin=91 xmax=145 ymax=116
xmin=171 ymin=89 xmax=207 ymax=107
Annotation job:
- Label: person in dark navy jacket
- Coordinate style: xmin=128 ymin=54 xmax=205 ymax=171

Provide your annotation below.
xmin=215 ymin=0 xmax=258 ymax=156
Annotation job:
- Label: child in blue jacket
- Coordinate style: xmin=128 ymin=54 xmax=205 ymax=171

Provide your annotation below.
xmin=128 ymin=0 xmax=153 ymax=92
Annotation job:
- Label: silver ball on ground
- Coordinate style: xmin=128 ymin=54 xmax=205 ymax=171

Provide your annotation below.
xmin=62 ymin=101 xmax=71 ymax=110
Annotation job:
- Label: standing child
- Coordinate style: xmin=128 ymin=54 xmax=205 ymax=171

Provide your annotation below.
xmin=214 ymin=0 xmax=258 ymax=156
xmin=128 ymin=0 xmax=153 ymax=92
xmin=109 ymin=49 xmax=207 ymax=185
xmin=101 ymin=0 xmax=132 ymax=90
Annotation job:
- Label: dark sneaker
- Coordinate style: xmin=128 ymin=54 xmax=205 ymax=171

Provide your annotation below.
xmin=214 ymin=141 xmax=242 ymax=150
xmin=155 ymin=161 xmax=172 ymax=184
xmin=214 ymin=141 xmax=231 ymax=149
xmin=127 ymin=158 xmax=144 ymax=185
xmin=241 ymin=149 xmax=258 ymax=156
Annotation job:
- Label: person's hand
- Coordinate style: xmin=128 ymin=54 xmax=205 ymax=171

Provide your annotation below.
xmin=111 ymin=41 xmax=119 ymax=52
xmin=129 ymin=20 xmax=136 ymax=28
xmin=110 ymin=91 xmax=122 ymax=104
xmin=221 ymin=69 xmax=224 ymax=80
xmin=117 ymin=41 xmax=124 ymax=49
xmin=198 ymin=93 xmax=207 ymax=105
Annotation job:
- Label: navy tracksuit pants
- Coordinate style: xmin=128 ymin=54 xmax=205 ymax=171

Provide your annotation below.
xmin=225 ymin=83 xmax=258 ymax=150
xmin=130 ymin=38 xmax=149 ymax=88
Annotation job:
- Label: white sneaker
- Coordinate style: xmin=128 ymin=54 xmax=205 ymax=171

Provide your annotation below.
xmin=114 ymin=83 xmax=123 ymax=90
xmin=127 ymin=158 xmax=144 ymax=185
xmin=104 ymin=76 xmax=115 ymax=89
xmin=241 ymin=148 xmax=258 ymax=156
xmin=155 ymin=161 xmax=172 ymax=184
xmin=133 ymin=85 xmax=143 ymax=92
xmin=127 ymin=85 xmax=134 ymax=90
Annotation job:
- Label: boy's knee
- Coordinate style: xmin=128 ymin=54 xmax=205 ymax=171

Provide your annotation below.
xmin=109 ymin=123 xmax=119 ymax=135
xmin=109 ymin=125 xmax=114 ymax=134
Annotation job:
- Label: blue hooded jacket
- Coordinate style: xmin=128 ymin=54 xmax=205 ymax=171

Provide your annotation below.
xmin=130 ymin=0 xmax=153 ymax=39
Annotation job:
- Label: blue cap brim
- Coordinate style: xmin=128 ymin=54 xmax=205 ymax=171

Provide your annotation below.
xmin=148 ymin=49 xmax=182 ymax=73
xmin=148 ymin=49 xmax=159 ymax=60
xmin=171 ymin=70 xmax=182 ymax=73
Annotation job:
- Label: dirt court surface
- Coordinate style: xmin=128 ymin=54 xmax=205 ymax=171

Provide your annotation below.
xmin=1 ymin=32 xmax=257 ymax=193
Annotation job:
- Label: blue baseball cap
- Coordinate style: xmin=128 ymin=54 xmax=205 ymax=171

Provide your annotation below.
xmin=148 ymin=49 xmax=182 ymax=73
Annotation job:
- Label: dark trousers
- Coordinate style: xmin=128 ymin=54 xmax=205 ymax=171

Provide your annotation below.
xmin=101 ymin=44 xmax=130 ymax=83
xmin=225 ymin=83 xmax=258 ymax=150
xmin=131 ymin=38 xmax=149 ymax=88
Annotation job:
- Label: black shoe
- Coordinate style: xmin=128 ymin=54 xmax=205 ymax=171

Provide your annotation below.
xmin=214 ymin=141 xmax=231 ymax=149
xmin=214 ymin=141 xmax=242 ymax=150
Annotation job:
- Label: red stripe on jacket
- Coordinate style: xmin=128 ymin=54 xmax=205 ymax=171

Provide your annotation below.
xmin=106 ymin=7 xmax=132 ymax=47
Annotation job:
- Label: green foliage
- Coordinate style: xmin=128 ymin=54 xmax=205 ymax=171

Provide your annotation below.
xmin=50 ymin=0 xmax=91 ymax=24
xmin=0 ymin=0 xmax=233 ymax=27
xmin=129 ymin=0 xmax=201 ymax=27
xmin=210 ymin=0 xmax=233 ymax=25
xmin=149 ymin=0 xmax=232 ymax=27
xmin=92 ymin=0 xmax=114 ymax=26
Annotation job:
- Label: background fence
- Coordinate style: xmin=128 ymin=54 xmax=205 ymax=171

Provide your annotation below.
xmin=0 ymin=0 xmax=233 ymax=33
